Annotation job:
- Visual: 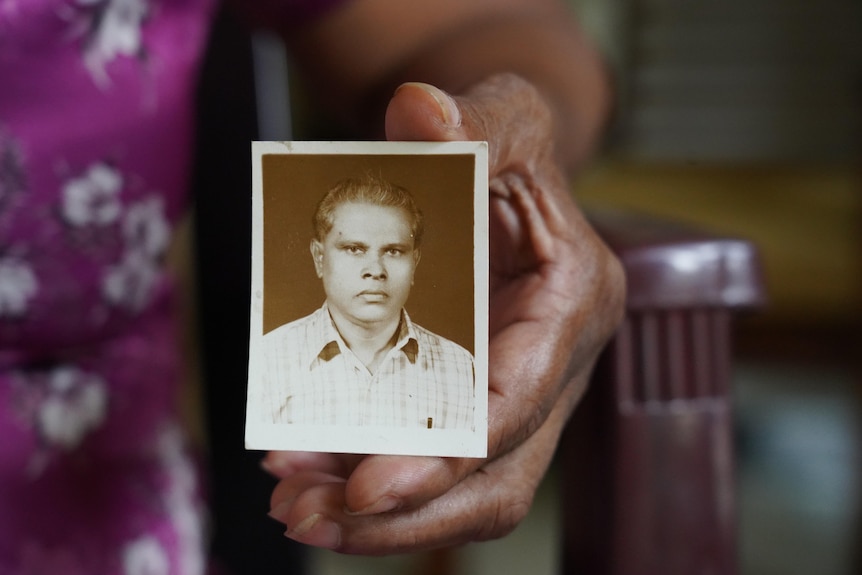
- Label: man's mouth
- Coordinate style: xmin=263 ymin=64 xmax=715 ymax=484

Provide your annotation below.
xmin=358 ymin=290 xmax=388 ymax=302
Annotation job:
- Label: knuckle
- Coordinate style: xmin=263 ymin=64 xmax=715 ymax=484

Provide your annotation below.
xmin=462 ymin=73 xmax=554 ymax=168
xmin=597 ymin=247 xmax=627 ymax=337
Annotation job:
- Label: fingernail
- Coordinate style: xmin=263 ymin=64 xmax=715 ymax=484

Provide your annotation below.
xmin=268 ymin=498 xmax=293 ymax=523
xmin=287 ymin=513 xmax=341 ymax=549
xmin=347 ymin=495 xmax=401 ymax=516
xmin=261 ymin=452 xmax=297 ymax=476
xmin=400 ymin=82 xmax=462 ymax=128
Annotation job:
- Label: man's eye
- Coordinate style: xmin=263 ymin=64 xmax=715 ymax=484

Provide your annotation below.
xmin=346 ymin=246 xmax=364 ymax=255
xmin=386 ymin=248 xmax=403 ymax=256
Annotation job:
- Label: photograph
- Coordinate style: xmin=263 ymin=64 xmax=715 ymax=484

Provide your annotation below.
xmin=245 ymin=140 xmax=489 ymax=457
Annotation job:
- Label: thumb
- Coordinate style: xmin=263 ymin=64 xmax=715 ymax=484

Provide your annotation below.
xmin=384 ymin=82 xmax=466 ymax=142
xmin=384 ymin=75 xmax=554 ymax=177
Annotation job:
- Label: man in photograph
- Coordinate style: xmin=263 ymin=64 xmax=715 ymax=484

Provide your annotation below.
xmin=260 ymin=173 xmax=475 ymax=429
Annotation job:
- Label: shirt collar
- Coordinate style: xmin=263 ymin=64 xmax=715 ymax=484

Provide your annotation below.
xmin=309 ymin=303 xmax=419 ymax=369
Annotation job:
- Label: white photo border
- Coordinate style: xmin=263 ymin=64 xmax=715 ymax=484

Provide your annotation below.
xmin=246 ymin=140 xmax=489 ymax=458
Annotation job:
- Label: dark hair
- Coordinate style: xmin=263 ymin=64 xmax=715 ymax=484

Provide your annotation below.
xmin=312 ymin=173 xmax=424 ymax=248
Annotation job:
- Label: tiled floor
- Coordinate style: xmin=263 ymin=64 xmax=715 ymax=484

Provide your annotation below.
xmin=309 ymin=360 xmax=861 ymax=575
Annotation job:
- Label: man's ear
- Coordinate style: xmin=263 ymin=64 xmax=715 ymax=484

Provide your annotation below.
xmin=310 ymin=240 xmax=324 ymax=278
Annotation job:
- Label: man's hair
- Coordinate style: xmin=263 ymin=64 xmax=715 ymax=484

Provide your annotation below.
xmin=312 ymin=173 xmax=425 ymax=248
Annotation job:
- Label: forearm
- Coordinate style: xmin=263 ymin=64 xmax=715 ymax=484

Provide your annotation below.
xmin=285 ymin=0 xmax=613 ymax=173
xmin=384 ymin=17 xmax=613 ymax=172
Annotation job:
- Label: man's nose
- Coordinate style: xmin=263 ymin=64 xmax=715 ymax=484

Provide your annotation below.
xmin=362 ymin=255 xmax=387 ymax=279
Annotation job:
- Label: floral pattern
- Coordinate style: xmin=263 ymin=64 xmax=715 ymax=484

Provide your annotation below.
xmin=34 ymin=365 xmax=107 ymax=450
xmin=0 ymin=0 xmax=339 ymax=572
xmin=61 ymin=162 xmax=123 ymax=227
xmin=122 ymin=537 xmax=170 ymax=575
xmin=103 ymin=195 xmax=170 ymax=311
xmin=0 ymin=257 xmax=37 ymax=318
xmin=1 ymin=0 xmax=214 ymax=572
xmin=156 ymin=426 xmax=208 ymax=575
xmin=69 ymin=0 xmax=151 ymax=87
xmin=122 ymin=195 xmax=170 ymax=257
xmin=56 ymin=161 xmax=171 ymax=313
xmin=9 ymin=364 xmax=108 ymax=470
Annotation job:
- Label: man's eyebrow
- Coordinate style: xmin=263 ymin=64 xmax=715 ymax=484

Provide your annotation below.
xmin=334 ymin=239 xmax=368 ymax=248
xmin=382 ymin=241 xmax=413 ymax=251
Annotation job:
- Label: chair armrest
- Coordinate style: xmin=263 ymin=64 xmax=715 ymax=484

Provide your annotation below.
xmin=587 ymin=207 xmax=766 ymax=311
xmin=560 ymin=208 xmax=766 ymax=575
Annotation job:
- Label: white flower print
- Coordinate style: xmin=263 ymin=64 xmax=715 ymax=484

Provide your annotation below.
xmin=122 ymin=536 xmax=170 ymax=575
xmin=103 ymin=249 xmax=159 ymax=311
xmin=123 ymin=196 xmax=169 ymax=257
xmin=36 ymin=366 xmax=108 ymax=450
xmin=157 ymin=426 xmax=206 ymax=575
xmin=75 ymin=0 xmax=150 ymax=86
xmin=0 ymin=258 xmax=37 ymax=318
xmin=102 ymin=194 xmax=171 ymax=312
xmin=61 ymin=162 xmax=123 ymax=227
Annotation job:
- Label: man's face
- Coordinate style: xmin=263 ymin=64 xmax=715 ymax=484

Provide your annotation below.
xmin=311 ymin=202 xmax=420 ymax=330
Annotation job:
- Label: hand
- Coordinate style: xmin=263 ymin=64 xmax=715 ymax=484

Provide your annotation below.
xmin=264 ymin=73 xmax=625 ymax=553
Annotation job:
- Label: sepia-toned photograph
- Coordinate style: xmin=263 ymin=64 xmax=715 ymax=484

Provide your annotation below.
xmin=246 ymin=141 xmax=488 ymax=457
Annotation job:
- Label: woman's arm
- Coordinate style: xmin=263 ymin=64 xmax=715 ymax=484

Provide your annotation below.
xmin=283 ymin=0 xmax=612 ymax=170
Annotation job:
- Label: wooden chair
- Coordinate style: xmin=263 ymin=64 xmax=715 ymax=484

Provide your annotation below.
xmin=560 ymin=209 xmax=766 ymax=575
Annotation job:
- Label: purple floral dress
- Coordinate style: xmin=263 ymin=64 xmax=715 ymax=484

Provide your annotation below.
xmin=0 ymin=1 xmax=341 ymax=573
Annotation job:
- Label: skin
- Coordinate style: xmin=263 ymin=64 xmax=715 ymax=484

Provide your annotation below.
xmin=311 ymin=202 xmax=420 ymax=370
xmin=263 ymin=0 xmax=627 ymax=554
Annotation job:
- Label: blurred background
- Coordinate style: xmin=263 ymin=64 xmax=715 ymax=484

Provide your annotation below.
xmin=184 ymin=0 xmax=862 ymax=573
xmin=571 ymin=1 xmax=861 ymax=573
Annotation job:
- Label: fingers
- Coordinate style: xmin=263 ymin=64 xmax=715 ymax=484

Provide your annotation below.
xmin=262 ymin=452 xmax=483 ymax=519
xmin=268 ymin=381 xmax=580 ymax=553
xmin=500 ymin=173 xmax=557 ymax=267
xmin=263 ymin=451 xmax=363 ymax=479
xmin=275 ymin=467 xmax=504 ymax=553
xmin=268 ymin=470 xmax=348 ymax=550
xmin=341 ymin=454 xmax=472 ymax=515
